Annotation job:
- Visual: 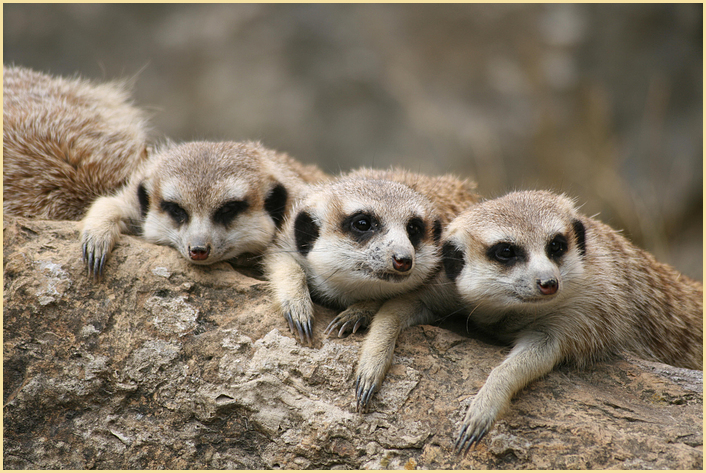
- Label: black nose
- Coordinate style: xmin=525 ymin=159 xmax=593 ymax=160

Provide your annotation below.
xmin=392 ymin=255 xmax=413 ymax=273
xmin=537 ymin=278 xmax=558 ymax=295
xmin=189 ymin=245 xmax=211 ymax=261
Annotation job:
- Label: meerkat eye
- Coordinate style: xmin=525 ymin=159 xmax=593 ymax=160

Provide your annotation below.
xmin=406 ymin=217 xmax=426 ymax=247
xmin=160 ymin=201 xmax=189 ymax=225
xmin=547 ymin=234 xmax=568 ymax=260
xmin=349 ymin=213 xmax=374 ymax=233
xmin=487 ymin=242 xmax=522 ymax=265
xmin=343 ymin=212 xmax=378 ymax=242
xmin=213 ymin=200 xmax=249 ymax=226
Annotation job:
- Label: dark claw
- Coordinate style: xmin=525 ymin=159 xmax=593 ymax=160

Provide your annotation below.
xmin=324 ymin=318 xmax=336 ymax=335
xmin=454 ymin=425 xmax=467 ymax=453
xmin=454 ymin=425 xmax=487 ymax=455
xmin=337 ymin=322 xmax=351 ymax=338
xmin=464 ymin=434 xmax=477 ymax=455
xmin=366 ymin=386 xmax=375 ymax=404
xmin=296 ymin=321 xmax=307 ymax=344
xmin=83 ymin=244 xmax=101 ymax=280
xmin=98 ymin=253 xmax=106 ymax=277
xmin=284 ymin=311 xmax=313 ymax=345
xmin=325 ymin=313 xmax=366 ymax=339
xmin=86 ymin=250 xmax=95 ymax=277
xmin=303 ymin=319 xmax=312 ymax=345
xmin=325 ymin=316 xmax=343 ymax=337
xmin=355 ymin=376 xmax=364 ymax=411
xmin=284 ymin=312 xmax=295 ymax=335
xmin=291 ymin=318 xmax=313 ymax=346
xmin=354 ymin=375 xmax=377 ymax=412
xmin=361 ymin=386 xmax=375 ymax=408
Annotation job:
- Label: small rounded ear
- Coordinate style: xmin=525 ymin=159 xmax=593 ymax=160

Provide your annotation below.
xmin=571 ymin=218 xmax=586 ymax=257
xmin=294 ymin=210 xmax=320 ymax=257
xmin=137 ymin=181 xmax=149 ymax=219
xmin=432 ymin=219 xmax=443 ymax=243
xmin=264 ymin=183 xmax=288 ymax=229
xmin=441 ymin=241 xmax=465 ymax=282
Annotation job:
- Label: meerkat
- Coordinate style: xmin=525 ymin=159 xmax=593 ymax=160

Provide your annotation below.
xmin=81 ymin=140 xmax=328 ymax=277
xmin=265 ymin=168 xmax=479 ymax=347
xmin=439 ymin=190 xmax=703 ymax=453
xmin=3 ymin=65 xmax=151 ymax=220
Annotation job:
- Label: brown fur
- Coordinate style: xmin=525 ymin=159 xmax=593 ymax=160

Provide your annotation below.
xmin=3 ymin=65 xmax=151 ymax=220
xmin=443 ymin=190 xmax=703 ymax=451
xmin=81 ymin=140 xmax=328 ymax=277
xmin=298 ymin=168 xmax=481 ymax=409
xmin=347 ymin=167 xmax=479 ymax=224
xmin=266 ymin=168 xmax=478 ymax=347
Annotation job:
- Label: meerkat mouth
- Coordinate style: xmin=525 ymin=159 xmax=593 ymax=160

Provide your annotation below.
xmin=515 ymin=293 xmax=560 ymax=304
xmin=369 ymin=270 xmax=414 ymax=283
xmin=346 ymin=261 xmax=417 ymax=283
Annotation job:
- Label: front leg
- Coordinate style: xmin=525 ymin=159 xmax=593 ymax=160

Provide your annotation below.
xmin=355 ymin=296 xmax=435 ymax=411
xmin=455 ymin=332 xmax=562 ymax=453
xmin=81 ymin=186 xmax=141 ymax=279
xmin=264 ymin=250 xmax=314 ymax=345
xmin=325 ymin=300 xmax=383 ymax=338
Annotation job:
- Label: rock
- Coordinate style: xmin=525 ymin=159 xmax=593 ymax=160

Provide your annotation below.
xmin=3 ymin=216 xmax=702 ymax=469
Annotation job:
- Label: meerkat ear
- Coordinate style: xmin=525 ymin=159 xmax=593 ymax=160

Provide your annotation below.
xmin=571 ymin=218 xmax=586 ymax=257
xmin=137 ymin=182 xmax=149 ymax=219
xmin=432 ymin=219 xmax=443 ymax=243
xmin=294 ymin=210 xmax=319 ymax=257
xmin=441 ymin=241 xmax=465 ymax=282
xmin=264 ymin=183 xmax=288 ymax=229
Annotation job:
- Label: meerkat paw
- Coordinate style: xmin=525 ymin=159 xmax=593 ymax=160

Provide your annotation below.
xmin=280 ymin=297 xmax=315 ymax=346
xmin=325 ymin=300 xmax=382 ymax=338
xmin=354 ymin=353 xmax=389 ymax=412
xmin=80 ymin=228 xmax=118 ymax=279
xmin=80 ymin=193 xmax=133 ymax=279
xmin=454 ymin=398 xmax=498 ymax=454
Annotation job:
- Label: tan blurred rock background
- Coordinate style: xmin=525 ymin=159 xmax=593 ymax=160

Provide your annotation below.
xmin=4 ymin=3 xmax=702 ymax=279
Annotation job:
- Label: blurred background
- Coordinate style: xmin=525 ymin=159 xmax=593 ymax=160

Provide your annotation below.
xmin=4 ymin=3 xmax=702 ymax=279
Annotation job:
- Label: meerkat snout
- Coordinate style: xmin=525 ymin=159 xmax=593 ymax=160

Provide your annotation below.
xmin=392 ymin=254 xmax=413 ymax=272
xmin=528 ymin=261 xmax=561 ymax=298
xmin=188 ymin=244 xmax=211 ymax=261
xmin=385 ymin=230 xmax=416 ymax=274
xmin=537 ymin=276 xmax=558 ymax=295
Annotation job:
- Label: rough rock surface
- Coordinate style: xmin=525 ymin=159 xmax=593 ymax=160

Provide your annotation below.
xmin=3 ymin=216 xmax=703 ymax=469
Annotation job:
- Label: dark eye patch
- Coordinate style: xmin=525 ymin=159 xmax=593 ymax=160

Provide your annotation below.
xmin=547 ymin=233 xmax=568 ymax=261
xmin=213 ymin=200 xmax=249 ymax=226
xmin=161 ymin=200 xmax=189 ymax=226
xmin=442 ymin=242 xmax=465 ymax=282
xmin=342 ymin=212 xmax=379 ymax=243
xmin=294 ymin=211 xmax=319 ymax=256
xmin=406 ymin=217 xmax=426 ymax=248
xmin=487 ymin=242 xmax=524 ymax=266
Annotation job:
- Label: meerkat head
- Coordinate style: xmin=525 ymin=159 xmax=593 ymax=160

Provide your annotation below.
xmin=140 ymin=141 xmax=289 ymax=264
xmin=442 ymin=190 xmax=587 ymax=316
xmin=289 ymin=176 xmax=443 ymax=306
